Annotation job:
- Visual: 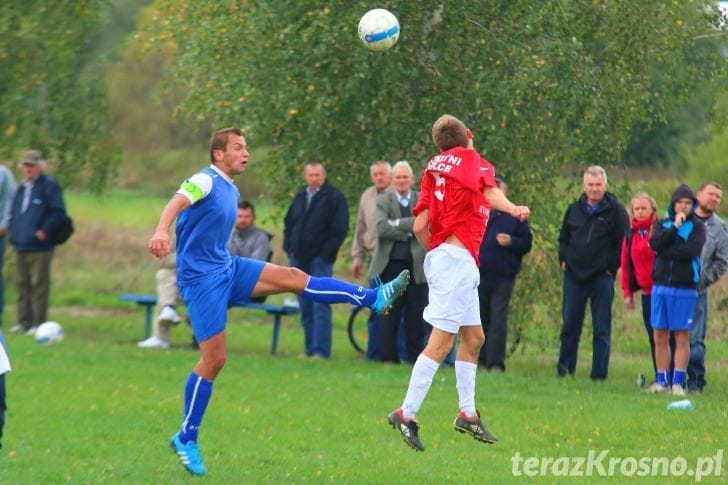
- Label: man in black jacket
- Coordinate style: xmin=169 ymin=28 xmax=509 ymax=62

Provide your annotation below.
xmin=284 ymin=160 xmax=348 ymax=359
xmin=478 ymin=175 xmax=532 ymax=372
xmin=557 ymin=166 xmax=628 ymax=380
xmin=8 ymin=150 xmax=68 ymax=334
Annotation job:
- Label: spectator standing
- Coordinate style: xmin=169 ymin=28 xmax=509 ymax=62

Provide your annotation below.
xmin=0 ymin=164 xmax=16 ymax=326
xmin=8 ymin=150 xmax=69 ymax=334
xmin=648 ymin=184 xmax=706 ymax=395
xmin=557 ymin=166 xmax=628 ymax=380
xmin=368 ymin=161 xmax=427 ymax=364
xmin=620 ymin=192 xmax=659 ymax=378
xmin=284 ymin=160 xmax=348 ymax=359
xmin=687 ymin=182 xmax=728 ymax=392
xmin=477 ymin=175 xmax=532 ymax=372
xmin=139 ymin=200 xmax=273 ymax=349
xmin=351 ymin=160 xmax=392 ymax=360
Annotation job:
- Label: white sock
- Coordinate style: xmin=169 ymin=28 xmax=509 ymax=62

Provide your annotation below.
xmin=455 ymin=360 xmax=478 ymax=418
xmin=402 ymin=354 xmax=440 ymax=420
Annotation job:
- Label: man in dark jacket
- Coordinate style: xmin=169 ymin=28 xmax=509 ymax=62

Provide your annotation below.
xmin=478 ymin=175 xmax=532 ymax=372
xmin=283 ymin=160 xmax=348 ymax=358
xmin=8 ymin=150 xmax=68 ymax=334
xmin=557 ymin=166 xmax=628 ymax=380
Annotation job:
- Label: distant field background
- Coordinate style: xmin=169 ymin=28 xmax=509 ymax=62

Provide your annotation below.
xmin=0 ymin=168 xmax=726 ymax=481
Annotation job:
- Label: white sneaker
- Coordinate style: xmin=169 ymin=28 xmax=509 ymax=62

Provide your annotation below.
xmin=25 ymin=326 xmax=38 ymax=336
xmin=646 ymin=383 xmax=670 ymax=393
xmin=158 ymin=306 xmax=181 ymax=326
xmin=8 ymin=324 xmax=25 ymax=333
xmin=671 ymin=384 xmax=686 ymax=396
xmin=137 ymin=336 xmax=170 ymax=349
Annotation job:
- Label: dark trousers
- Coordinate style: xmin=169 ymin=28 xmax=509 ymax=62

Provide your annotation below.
xmin=15 ymin=251 xmax=53 ymax=329
xmin=557 ymin=272 xmax=614 ymax=380
xmin=378 ymin=260 xmax=426 ymax=363
xmin=688 ymin=291 xmax=708 ymax=390
xmin=0 ymin=373 xmax=5 ymax=447
xmin=478 ymin=278 xmax=515 ymax=371
xmin=366 ymin=276 xmax=381 ymax=361
xmin=640 ymin=293 xmax=657 ymax=375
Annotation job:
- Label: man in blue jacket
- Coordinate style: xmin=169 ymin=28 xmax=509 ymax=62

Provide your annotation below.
xmin=284 ymin=160 xmax=348 ymax=358
xmin=557 ymin=166 xmax=628 ymax=380
xmin=478 ymin=175 xmax=532 ymax=372
xmin=8 ymin=150 xmax=67 ymax=334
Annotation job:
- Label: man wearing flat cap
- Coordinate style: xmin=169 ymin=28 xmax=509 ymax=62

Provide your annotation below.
xmin=8 ymin=150 xmax=68 ymax=334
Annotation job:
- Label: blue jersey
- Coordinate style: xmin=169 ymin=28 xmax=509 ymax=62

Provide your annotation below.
xmin=175 ymin=166 xmax=240 ymax=285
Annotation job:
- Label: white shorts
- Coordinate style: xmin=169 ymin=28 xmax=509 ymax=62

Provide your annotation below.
xmin=422 ymin=243 xmax=481 ymax=334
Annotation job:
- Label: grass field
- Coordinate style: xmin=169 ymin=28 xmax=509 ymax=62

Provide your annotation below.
xmin=1 ymin=308 xmax=726 ymax=483
xmin=1 ymin=189 xmax=727 ymax=482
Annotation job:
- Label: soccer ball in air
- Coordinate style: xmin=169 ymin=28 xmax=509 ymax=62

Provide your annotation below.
xmin=358 ymin=8 xmax=400 ymax=51
xmin=35 ymin=321 xmax=64 ymax=345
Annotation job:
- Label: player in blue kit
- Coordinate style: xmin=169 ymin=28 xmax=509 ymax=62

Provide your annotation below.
xmin=149 ymin=127 xmax=409 ymax=476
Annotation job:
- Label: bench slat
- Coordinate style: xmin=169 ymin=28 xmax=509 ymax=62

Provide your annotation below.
xmin=118 ymin=294 xmax=299 ymax=354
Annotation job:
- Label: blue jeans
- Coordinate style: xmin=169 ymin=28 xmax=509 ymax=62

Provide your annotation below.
xmin=292 ymin=256 xmax=333 ymax=358
xmin=688 ymin=290 xmax=708 ymax=390
xmin=557 ymin=272 xmax=614 ymax=380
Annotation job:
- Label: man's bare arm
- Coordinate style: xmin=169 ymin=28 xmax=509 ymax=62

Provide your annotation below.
xmin=149 ymin=194 xmax=191 ymax=258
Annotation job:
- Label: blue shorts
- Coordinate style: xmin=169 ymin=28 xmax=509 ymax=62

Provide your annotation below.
xmin=650 ymin=285 xmax=698 ymax=331
xmin=179 ymin=257 xmax=266 ymax=342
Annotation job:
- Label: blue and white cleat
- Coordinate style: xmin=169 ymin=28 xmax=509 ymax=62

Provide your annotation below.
xmin=170 ymin=433 xmax=206 ymax=476
xmin=371 ymin=269 xmax=410 ymax=315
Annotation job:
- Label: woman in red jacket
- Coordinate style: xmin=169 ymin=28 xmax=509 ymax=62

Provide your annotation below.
xmin=620 ymin=192 xmax=658 ymax=377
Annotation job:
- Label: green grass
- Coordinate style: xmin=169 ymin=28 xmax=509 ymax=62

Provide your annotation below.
xmin=1 ymin=185 xmax=726 ymax=482
xmin=1 ymin=306 xmax=726 ymax=483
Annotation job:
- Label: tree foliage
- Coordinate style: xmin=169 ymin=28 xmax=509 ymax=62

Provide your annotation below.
xmin=0 ymin=0 xmax=118 ymax=190
xmin=146 ymin=0 xmax=728 ymax=349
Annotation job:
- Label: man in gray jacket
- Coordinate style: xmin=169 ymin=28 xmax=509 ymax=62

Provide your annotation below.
xmin=138 ymin=200 xmax=272 ymax=349
xmin=368 ymin=161 xmax=427 ymax=363
xmin=688 ymin=181 xmax=728 ymax=392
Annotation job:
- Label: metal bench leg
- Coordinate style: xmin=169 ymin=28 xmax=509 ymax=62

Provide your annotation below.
xmin=271 ymin=314 xmax=282 ymax=355
xmin=144 ymin=304 xmax=153 ymax=339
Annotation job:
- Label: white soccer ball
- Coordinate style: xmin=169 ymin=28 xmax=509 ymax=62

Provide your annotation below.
xmin=358 ymin=8 xmax=400 ymax=51
xmin=35 ymin=321 xmax=64 ymax=345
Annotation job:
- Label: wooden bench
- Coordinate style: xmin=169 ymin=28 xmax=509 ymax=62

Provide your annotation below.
xmin=118 ymin=293 xmax=300 ymax=355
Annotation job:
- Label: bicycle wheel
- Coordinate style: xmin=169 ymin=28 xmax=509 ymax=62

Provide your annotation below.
xmin=347 ymin=306 xmax=369 ymax=354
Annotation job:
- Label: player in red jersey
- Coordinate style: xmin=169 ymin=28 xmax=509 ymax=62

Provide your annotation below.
xmin=387 ymin=114 xmax=530 ymax=451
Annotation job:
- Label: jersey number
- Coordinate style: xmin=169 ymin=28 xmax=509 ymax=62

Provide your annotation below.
xmin=433 ymin=173 xmax=445 ymax=201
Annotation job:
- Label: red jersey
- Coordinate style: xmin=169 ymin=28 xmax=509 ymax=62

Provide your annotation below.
xmin=413 ymin=147 xmax=496 ymax=265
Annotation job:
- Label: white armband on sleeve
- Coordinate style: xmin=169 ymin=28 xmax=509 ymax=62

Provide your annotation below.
xmin=176 ymin=172 xmax=213 ymax=204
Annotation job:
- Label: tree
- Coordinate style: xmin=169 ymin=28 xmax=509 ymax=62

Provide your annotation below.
xmin=0 ymin=0 xmax=118 ymax=190
xmin=146 ymin=0 xmax=728 ymax=349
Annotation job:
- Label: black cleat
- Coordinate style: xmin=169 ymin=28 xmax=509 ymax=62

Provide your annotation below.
xmin=453 ymin=410 xmax=498 ymax=444
xmin=388 ymin=408 xmax=424 ymax=451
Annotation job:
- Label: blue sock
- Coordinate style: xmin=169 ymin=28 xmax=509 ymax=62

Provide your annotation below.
xmin=656 ymin=370 xmax=669 ymax=387
xmin=673 ymin=369 xmax=686 ymax=386
xmin=179 ymin=372 xmax=213 ymax=444
xmin=302 ymin=277 xmax=376 ymax=306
